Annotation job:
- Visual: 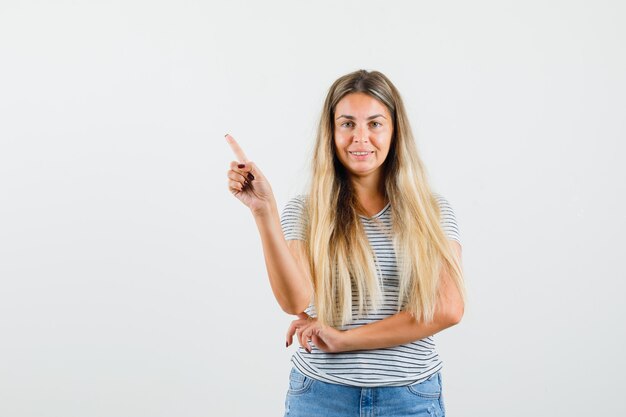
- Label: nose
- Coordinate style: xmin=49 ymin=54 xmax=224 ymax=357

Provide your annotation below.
xmin=353 ymin=126 xmax=369 ymax=143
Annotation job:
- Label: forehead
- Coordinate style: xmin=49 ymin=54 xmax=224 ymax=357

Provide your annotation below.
xmin=334 ymin=92 xmax=390 ymax=118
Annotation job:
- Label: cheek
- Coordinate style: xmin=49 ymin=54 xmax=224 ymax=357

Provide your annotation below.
xmin=374 ymin=137 xmax=391 ymax=152
xmin=334 ymin=135 xmax=350 ymax=150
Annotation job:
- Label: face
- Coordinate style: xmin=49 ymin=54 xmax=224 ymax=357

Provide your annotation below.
xmin=333 ymin=92 xmax=393 ymax=181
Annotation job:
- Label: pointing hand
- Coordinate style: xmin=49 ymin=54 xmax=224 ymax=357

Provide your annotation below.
xmin=225 ymin=134 xmax=275 ymax=215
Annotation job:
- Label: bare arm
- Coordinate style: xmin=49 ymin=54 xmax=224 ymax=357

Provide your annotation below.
xmin=225 ymin=134 xmax=312 ymax=315
xmin=341 ymin=241 xmax=464 ymax=351
xmin=253 ymin=201 xmax=313 ymax=315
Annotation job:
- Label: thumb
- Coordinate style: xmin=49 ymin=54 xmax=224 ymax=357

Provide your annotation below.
xmin=243 ymin=160 xmax=265 ymax=181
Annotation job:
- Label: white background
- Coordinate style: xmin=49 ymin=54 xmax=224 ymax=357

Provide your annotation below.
xmin=1 ymin=1 xmax=625 ymax=416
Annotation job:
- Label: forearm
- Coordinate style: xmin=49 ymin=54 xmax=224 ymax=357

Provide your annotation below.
xmin=253 ymin=202 xmax=311 ymax=314
xmin=341 ymin=310 xmax=458 ymax=351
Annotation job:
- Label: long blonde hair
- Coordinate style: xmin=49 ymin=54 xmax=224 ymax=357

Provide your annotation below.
xmin=304 ymin=69 xmax=466 ymax=328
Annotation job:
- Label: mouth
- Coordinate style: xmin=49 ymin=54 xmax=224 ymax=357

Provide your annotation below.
xmin=348 ymin=150 xmax=374 ymax=160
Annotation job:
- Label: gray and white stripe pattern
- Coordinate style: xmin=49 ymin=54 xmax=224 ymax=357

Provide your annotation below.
xmin=280 ymin=193 xmax=461 ymax=387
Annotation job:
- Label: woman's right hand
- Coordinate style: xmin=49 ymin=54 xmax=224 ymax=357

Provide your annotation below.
xmin=225 ymin=134 xmax=275 ymax=215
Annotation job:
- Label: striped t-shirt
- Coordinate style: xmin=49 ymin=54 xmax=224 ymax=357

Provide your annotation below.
xmin=279 ymin=193 xmax=461 ymax=387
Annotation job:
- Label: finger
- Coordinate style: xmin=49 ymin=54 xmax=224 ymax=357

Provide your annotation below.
xmin=225 ymin=134 xmax=249 ymax=163
xmin=240 ymin=162 xmax=258 ymax=182
xmin=229 ymin=161 xmax=249 ymax=177
xmin=286 ymin=319 xmax=308 ymax=347
xmin=227 ymin=168 xmax=248 ymax=185
xmin=312 ymin=328 xmax=323 ymax=341
xmin=228 ymin=179 xmax=244 ymax=193
xmin=298 ymin=327 xmax=307 ymax=352
xmin=298 ymin=324 xmax=313 ymax=353
xmin=311 ymin=330 xmax=330 ymax=353
xmin=230 ymin=162 xmax=256 ymax=184
xmin=295 ymin=315 xmax=314 ymax=351
xmin=303 ymin=326 xmax=316 ymax=353
xmin=286 ymin=320 xmax=300 ymax=347
xmin=311 ymin=330 xmax=323 ymax=349
xmin=296 ymin=324 xmax=305 ymax=350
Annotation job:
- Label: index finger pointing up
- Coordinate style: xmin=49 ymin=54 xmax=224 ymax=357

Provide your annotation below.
xmin=225 ymin=134 xmax=249 ymax=163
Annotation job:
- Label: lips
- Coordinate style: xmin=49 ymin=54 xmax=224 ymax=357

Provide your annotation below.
xmin=348 ymin=150 xmax=373 ymax=161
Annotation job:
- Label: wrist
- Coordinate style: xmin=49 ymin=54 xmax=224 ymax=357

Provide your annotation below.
xmin=339 ymin=328 xmax=356 ymax=352
xmin=251 ymin=200 xmax=277 ymax=219
xmin=250 ymin=201 xmax=276 ymax=217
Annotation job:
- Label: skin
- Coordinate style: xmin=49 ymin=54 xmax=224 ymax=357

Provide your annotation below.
xmin=225 ymin=135 xmax=313 ymax=315
xmin=225 ymin=94 xmax=463 ymax=354
xmin=333 ymin=92 xmax=394 ymax=215
xmin=286 ymin=92 xmax=397 ymax=353
xmin=282 ymin=93 xmax=462 ymax=353
xmin=286 ymin=242 xmax=463 ymax=353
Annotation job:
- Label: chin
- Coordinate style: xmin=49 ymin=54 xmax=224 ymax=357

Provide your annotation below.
xmin=348 ymin=167 xmax=379 ymax=177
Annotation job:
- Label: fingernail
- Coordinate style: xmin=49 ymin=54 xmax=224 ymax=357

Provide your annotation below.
xmin=238 ymin=163 xmax=245 ymax=168
xmin=285 ymin=341 xmax=288 ymax=348
xmin=224 ymin=133 xmax=229 ymax=137
xmin=247 ymin=172 xmax=255 ymax=181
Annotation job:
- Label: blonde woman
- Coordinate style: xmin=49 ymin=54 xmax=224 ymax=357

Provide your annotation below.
xmin=225 ymin=69 xmax=465 ymax=417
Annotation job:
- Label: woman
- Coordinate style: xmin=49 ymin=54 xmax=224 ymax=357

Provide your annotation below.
xmin=225 ymin=69 xmax=466 ymax=417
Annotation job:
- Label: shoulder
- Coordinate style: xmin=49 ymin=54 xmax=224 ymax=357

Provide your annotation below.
xmin=280 ymin=194 xmax=309 ymax=220
xmin=431 ymin=192 xmax=462 ymax=244
xmin=282 ymin=194 xmax=309 ymax=213
xmin=432 ymin=192 xmax=454 ymax=213
xmin=291 ymin=194 xmax=309 ymax=205
xmin=280 ymin=194 xmax=309 ymax=240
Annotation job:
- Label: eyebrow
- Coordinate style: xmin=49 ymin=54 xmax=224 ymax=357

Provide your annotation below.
xmin=336 ymin=114 xmax=387 ymax=120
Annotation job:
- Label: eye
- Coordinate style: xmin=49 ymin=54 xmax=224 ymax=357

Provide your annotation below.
xmin=370 ymin=121 xmax=382 ymax=128
xmin=340 ymin=121 xmax=354 ymax=128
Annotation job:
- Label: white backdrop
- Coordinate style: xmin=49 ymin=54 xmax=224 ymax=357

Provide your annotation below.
xmin=1 ymin=1 xmax=624 ymax=416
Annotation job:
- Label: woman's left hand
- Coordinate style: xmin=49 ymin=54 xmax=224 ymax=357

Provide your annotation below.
xmin=286 ymin=313 xmax=348 ymax=353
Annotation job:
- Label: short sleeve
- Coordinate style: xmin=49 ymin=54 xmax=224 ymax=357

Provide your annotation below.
xmin=280 ymin=194 xmax=308 ymax=241
xmin=434 ymin=193 xmax=461 ymax=245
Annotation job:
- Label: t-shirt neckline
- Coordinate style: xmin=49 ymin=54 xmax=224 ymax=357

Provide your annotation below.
xmin=358 ymin=201 xmax=391 ymax=220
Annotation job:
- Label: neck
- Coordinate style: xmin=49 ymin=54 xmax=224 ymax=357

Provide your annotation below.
xmin=349 ymin=173 xmax=387 ymax=208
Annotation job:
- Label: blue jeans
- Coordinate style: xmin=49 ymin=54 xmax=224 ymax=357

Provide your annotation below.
xmin=283 ymin=367 xmax=446 ymax=417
